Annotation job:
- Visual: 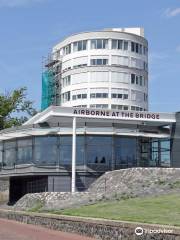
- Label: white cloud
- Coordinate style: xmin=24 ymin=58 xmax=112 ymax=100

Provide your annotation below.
xmin=0 ymin=0 xmax=46 ymax=8
xmin=164 ymin=7 xmax=180 ymax=18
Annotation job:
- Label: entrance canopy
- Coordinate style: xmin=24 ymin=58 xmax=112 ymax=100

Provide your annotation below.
xmin=24 ymin=106 xmax=176 ymax=126
xmin=0 ymin=106 xmax=176 ymax=141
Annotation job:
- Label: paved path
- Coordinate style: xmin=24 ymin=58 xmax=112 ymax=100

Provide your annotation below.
xmin=0 ymin=218 xmax=95 ymax=240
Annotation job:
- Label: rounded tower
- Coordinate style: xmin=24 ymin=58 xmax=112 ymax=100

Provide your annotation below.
xmin=48 ymin=28 xmax=148 ymax=111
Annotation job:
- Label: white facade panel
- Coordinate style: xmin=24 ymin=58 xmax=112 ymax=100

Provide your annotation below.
xmin=111 ymin=72 xmax=129 ymax=83
xmin=71 ymin=72 xmax=88 ymax=84
xmin=90 ymin=71 xmax=109 ymax=82
xmin=111 ymin=55 xmax=129 ymax=66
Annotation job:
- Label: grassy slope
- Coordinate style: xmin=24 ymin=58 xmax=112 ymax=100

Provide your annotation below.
xmin=48 ymin=194 xmax=180 ymax=226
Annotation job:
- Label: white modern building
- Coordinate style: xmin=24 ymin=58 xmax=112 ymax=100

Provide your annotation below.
xmin=1 ymin=28 xmax=180 ymax=205
xmin=42 ymin=27 xmax=148 ymax=111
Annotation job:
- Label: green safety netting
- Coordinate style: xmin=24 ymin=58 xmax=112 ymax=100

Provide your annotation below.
xmin=41 ymin=70 xmax=55 ymax=110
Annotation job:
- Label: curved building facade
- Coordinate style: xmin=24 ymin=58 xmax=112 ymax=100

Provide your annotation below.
xmin=42 ymin=28 xmax=148 ymax=111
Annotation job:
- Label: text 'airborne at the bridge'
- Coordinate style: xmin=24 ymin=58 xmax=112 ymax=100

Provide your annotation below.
xmin=73 ymin=109 xmax=160 ymax=120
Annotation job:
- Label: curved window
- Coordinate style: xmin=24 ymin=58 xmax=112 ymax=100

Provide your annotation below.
xmin=4 ymin=141 xmax=16 ymax=167
xmin=111 ymin=105 xmax=129 ymax=110
xmin=62 ymin=75 xmax=71 ymax=87
xmin=115 ymin=137 xmax=137 ymax=168
xmin=73 ymin=40 xmax=87 ymax=51
xmin=112 ymin=39 xmax=129 ymax=50
xmin=90 ymin=88 xmax=109 ymax=99
xmin=91 ymin=39 xmax=108 ymax=49
xmin=34 ymin=136 xmax=57 ymax=165
xmin=91 ymin=59 xmax=108 ymax=65
xmin=90 ymin=104 xmax=108 ymax=109
xmin=90 ymin=93 xmax=108 ymax=98
xmin=87 ymin=136 xmax=112 ymax=164
xmin=59 ymin=136 xmax=85 ymax=166
xmin=63 ymin=44 xmax=71 ymax=55
xmin=17 ymin=138 xmax=32 ymax=165
xmin=72 ymin=89 xmax=88 ymax=100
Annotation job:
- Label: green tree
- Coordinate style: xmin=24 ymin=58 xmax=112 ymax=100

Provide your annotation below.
xmin=0 ymin=87 xmax=37 ymax=130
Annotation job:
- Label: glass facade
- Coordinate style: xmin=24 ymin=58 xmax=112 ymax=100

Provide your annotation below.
xmin=140 ymin=138 xmax=171 ymax=167
xmin=115 ymin=137 xmax=137 ymax=168
xmin=0 ymin=135 xmax=171 ymax=169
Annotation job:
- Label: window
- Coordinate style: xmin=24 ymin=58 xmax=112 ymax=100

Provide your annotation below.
xmin=111 ymin=93 xmax=128 ymax=99
xmin=72 ymin=93 xmax=87 ymax=100
xmin=136 ymin=76 xmax=139 ymax=84
xmin=34 ymin=137 xmax=57 ymax=165
xmin=115 ymin=137 xmax=137 ymax=168
xmin=62 ymin=75 xmax=71 ymax=87
xmin=124 ymin=94 xmax=128 ymax=99
xmin=136 ymin=43 xmax=139 ymax=53
xmin=140 ymin=76 xmax=143 ymax=86
xmin=131 ymin=74 xmax=135 ymax=84
xmin=112 ymin=39 xmax=128 ymax=50
xmin=131 ymin=42 xmax=144 ymax=54
xmin=143 ymin=46 xmax=148 ymax=55
xmin=90 ymin=93 xmax=108 ymax=98
xmin=4 ymin=141 xmax=16 ymax=167
xmin=131 ymin=42 xmax=135 ymax=52
xmin=90 ymin=88 xmax=108 ymax=98
xmin=124 ymin=41 xmax=128 ymax=50
xmin=131 ymin=74 xmax=145 ymax=86
xmin=111 ymin=105 xmax=128 ymax=110
xmin=73 ymin=40 xmax=87 ymax=52
xmin=72 ymin=89 xmax=88 ymax=100
xmin=90 ymin=59 xmax=108 ymax=65
xmin=62 ymin=91 xmax=70 ymax=103
xmin=90 ymin=104 xmax=108 ymax=109
xmin=139 ymin=44 xmax=142 ymax=54
xmin=17 ymin=139 xmax=32 ymax=165
xmin=91 ymin=39 xmax=108 ymax=49
xmin=112 ymin=39 xmax=118 ymax=49
xmin=132 ymin=106 xmax=140 ymax=111
xmin=63 ymin=44 xmax=71 ymax=55
xmin=87 ymin=136 xmax=112 ymax=164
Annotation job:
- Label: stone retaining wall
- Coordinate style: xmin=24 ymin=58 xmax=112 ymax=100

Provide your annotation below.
xmin=0 ymin=179 xmax=9 ymax=203
xmin=0 ymin=209 xmax=179 ymax=240
xmin=0 ymin=179 xmax=9 ymax=192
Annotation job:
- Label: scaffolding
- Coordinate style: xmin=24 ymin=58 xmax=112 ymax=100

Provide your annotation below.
xmin=41 ymin=52 xmax=62 ymax=111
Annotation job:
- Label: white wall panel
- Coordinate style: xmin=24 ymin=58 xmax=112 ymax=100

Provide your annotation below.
xmin=71 ymin=72 xmax=88 ymax=84
xmin=111 ymin=72 xmax=129 ymax=83
xmin=111 ymin=55 xmax=129 ymax=66
xmin=90 ymin=71 xmax=109 ymax=82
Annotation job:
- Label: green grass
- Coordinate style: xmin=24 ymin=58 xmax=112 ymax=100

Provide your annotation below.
xmin=27 ymin=200 xmax=44 ymax=212
xmin=45 ymin=194 xmax=180 ymax=226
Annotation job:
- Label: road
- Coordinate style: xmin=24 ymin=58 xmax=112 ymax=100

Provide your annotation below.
xmin=0 ymin=218 xmax=95 ymax=240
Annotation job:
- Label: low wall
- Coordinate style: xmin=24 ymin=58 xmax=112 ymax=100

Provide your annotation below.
xmin=0 ymin=179 xmax=9 ymax=203
xmin=0 ymin=190 xmax=9 ymax=203
xmin=0 ymin=209 xmax=179 ymax=240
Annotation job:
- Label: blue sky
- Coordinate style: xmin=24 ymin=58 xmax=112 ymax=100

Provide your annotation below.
xmin=0 ymin=0 xmax=179 ymax=112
